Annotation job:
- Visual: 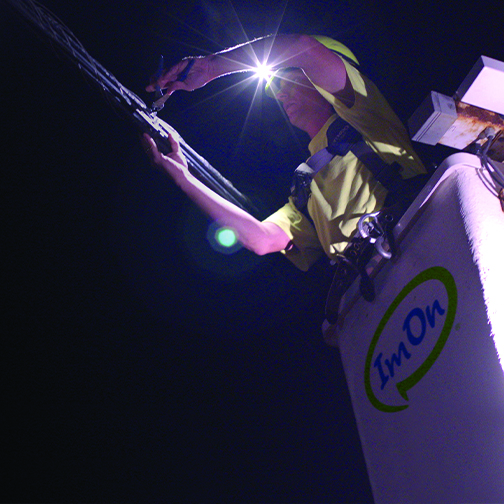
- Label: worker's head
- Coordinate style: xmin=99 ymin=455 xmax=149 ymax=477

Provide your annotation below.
xmin=265 ymin=36 xmax=358 ymax=136
xmin=265 ymin=36 xmax=358 ymax=99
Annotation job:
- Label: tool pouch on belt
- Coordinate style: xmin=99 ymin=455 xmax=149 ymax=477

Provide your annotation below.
xmin=324 ymin=192 xmax=426 ymax=325
xmin=325 ymin=236 xmax=375 ymax=325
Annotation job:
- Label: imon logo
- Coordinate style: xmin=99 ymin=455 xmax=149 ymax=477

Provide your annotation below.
xmin=364 ymin=267 xmax=457 ymax=413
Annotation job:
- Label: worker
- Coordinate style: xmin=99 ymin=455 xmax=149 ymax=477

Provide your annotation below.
xmin=142 ymin=34 xmax=425 ymax=273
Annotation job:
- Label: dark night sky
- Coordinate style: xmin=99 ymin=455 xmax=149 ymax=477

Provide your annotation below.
xmin=2 ymin=1 xmax=503 ymax=502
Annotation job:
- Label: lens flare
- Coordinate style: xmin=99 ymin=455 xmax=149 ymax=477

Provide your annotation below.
xmin=207 ymin=223 xmax=241 ymax=254
xmin=254 ymin=62 xmax=272 ymax=81
xmin=216 ymin=227 xmax=238 ymax=247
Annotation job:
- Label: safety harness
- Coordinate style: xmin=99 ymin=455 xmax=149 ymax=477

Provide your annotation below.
xmin=291 ymin=115 xmax=413 ymax=209
xmin=290 ymin=115 xmax=429 ymax=324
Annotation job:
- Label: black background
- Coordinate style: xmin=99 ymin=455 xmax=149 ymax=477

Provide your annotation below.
xmin=2 ymin=0 xmax=502 ymax=502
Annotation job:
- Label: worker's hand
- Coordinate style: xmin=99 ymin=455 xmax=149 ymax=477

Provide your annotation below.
xmin=146 ymin=57 xmax=212 ymax=96
xmin=141 ymin=132 xmax=189 ymax=184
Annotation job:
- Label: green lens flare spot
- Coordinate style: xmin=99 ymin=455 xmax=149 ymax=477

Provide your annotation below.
xmin=207 ymin=223 xmax=241 ymax=254
xmin=216 ymin=227 xmax=238 ymax=248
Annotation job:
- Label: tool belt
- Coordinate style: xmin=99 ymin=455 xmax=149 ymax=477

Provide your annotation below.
xmin=324 ymin=174 xmax=429 ymax=325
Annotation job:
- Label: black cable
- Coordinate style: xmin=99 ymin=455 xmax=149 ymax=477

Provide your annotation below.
xmin=4 ymin=0 xmax=257 ymax=215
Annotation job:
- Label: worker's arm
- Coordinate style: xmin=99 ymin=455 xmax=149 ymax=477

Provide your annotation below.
xmin=141 ymin=133 xmax=290 ymax=256
xmin=146 ymin=34 xmax=352 ymax=103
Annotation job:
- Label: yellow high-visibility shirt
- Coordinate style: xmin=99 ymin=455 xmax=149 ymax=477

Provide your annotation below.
xmin=264 ymin=59 xmax=425 ymax=271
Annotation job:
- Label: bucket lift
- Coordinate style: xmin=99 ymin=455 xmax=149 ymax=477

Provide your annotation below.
xmin=324 ymin=56 xmax=504 ymax=503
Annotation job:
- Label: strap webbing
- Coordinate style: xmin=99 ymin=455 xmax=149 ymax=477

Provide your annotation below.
xmin=293 ymin=116 xmax=408 ymax=210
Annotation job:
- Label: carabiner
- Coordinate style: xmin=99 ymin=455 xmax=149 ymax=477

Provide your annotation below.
xmin=358 ymin=211 xmax=382 ymax=240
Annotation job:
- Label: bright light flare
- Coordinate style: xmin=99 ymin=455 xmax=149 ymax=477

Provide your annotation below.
xmin=254 ymin=62 xmax=273 ymax=81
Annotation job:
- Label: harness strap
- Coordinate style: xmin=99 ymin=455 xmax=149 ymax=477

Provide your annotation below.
xmin=292 ymin=115 xmax=409 ymax=211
